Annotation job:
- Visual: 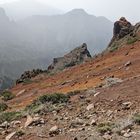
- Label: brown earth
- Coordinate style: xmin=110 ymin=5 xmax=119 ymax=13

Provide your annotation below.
xmin=9 ymin=40 xmax=140 ymax=110
xmin=0 ymin=40 xmax=140 ymax=140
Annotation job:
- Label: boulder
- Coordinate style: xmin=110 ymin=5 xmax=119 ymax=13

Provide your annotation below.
xmin=49 ymin=125 xmax=60 ymax=137
xmin=86 ymin=104 xmax=94 ymax=111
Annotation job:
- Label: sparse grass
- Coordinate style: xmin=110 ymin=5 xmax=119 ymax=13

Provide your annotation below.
xmin=26 ymin=93 xmax=69 ymax=114
xmin=0 ymin=111 xmax=22 ymax=123
xmin=110 ymin=45 xmax=118 ymax=52
xmin=97 ymin=122 xmax=115 ymax=135
xmin=38 ymin=93 xmax=69 ymax=104
xmin=25 ymin=100 xmax=44 ymax=114
xmin=67 ymin=90 xmax=81 ymax=96
xmin=23 ymin=79 xmax=33 ymax=85
xmin=127 ymin=37 xmax=138 ymax=45
xmin=133 ymin=114 xmax=140 ymax=125
xmin=0 ymin=91 xmax=15 ymax=101
xmin=15 ymin=130 xmax=25 ymax=137
xmin=0 ymin=103 xmax=8 ymax=112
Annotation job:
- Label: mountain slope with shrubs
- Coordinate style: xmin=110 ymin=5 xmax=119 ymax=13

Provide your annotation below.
xmin=0 ymin=22 xmax=140 ymax=140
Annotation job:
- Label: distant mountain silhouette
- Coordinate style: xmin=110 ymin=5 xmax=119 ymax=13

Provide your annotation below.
xmin=20 ymin=8 xmax=113 ymax=56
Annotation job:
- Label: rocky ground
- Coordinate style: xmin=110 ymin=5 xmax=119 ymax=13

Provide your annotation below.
xmin=1 ymin=75 xmax=140 ymax=140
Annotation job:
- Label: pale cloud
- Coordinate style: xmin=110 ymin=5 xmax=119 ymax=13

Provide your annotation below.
xmin=0 ymin=0 xmax=139 ymax=23
xmin=39 ymin=0 xmax=140 ymax=23
xmin=0 ymin=0 xmax=17 ymax=4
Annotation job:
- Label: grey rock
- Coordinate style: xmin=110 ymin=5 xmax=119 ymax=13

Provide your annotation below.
xmin=86 ymin=104 xmax=94 ymax=111
xmin=48 ymin=43 xmax=92 ymax=73
xmin=49 ymin=125 xmax=60 ymax=137
xmin=124 ymin=61 xmax=132 ymax=67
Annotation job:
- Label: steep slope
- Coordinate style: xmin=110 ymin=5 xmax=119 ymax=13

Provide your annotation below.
xmin=8 ymin=22 xmax=140 ymax=109
xmin=9 ymin=40 xmax=140 ymax=109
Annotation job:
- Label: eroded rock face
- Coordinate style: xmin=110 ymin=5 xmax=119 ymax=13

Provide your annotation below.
xmin=16 ymin=43 xmax=91 ymax=84
xmin=108 ymin=22 xmax=140 ymax=51
xmin=48 ymin=43 xmax=92 ymax=73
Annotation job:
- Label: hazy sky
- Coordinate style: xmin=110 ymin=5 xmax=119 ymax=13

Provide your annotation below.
xmin=0 ymin=0 xmax=139 ymax=23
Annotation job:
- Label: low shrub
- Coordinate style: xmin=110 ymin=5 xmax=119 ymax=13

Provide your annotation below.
xmin=1 ymin=91 xmax=15 ymax=101
xmin=38 ymin=93 xmax=69 ymax=104
xmin=0 ymin=103 xmax=8 ymax=112
xmin=26 ymin=93 xmax=69 ymax=114
xmin=127 ymin=37 xmax=138 ymax=45
xmin=97 ymin=122 xmax=115 ymax=135
xmin=0 ymin=111 xmax=22 ymax=123
xmin=133 ymin=114 xmax=140 ymax=125
xmin=110 ymin=45 xmax=118 ymax=52
xmin=23 ymin=79 xmax=33 ymax=85
xmin=16 ymin=130 xmax=25 ymax=137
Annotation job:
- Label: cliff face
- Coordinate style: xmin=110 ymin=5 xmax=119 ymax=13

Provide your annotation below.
xmin=47 ymin=43 xmax=92 ymax=73
xmin=108 ymin=22 xmax=140 ymax=52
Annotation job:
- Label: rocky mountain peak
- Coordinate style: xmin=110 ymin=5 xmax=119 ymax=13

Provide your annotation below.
xmin=108 ymin=19 xmax=140 ymax=51
xmin=48 ymin=43 xmax=92 ymax=73
xmin=66 ymin=9 xmax=88 ymax=16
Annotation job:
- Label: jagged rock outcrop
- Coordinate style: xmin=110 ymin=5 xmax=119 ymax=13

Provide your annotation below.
xmin=47 ymin=43 xmax=92 ymax=73
xmin=16 ymin=69 xmax=46 ymax=84
xmin=108 ymin=20 xmax=140 ymax=51
xmin=16 ymin=43 xmax=91 ymax=84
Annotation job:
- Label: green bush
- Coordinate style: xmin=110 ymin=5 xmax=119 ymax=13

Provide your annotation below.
xmin=16 ymin=130 xmax=25 ymax=137
xmin=26 ymin=93 xmax=69 ymax=113
xmin=97 ymin=122 xmax=114 ymax=135
xmin=1 ymin=91 xmax=15 ymax=101
xmin=0 ymin=103 xmax=8 ymax=112
xmin=133 ymin=114 xmax=140 ymax=125
xmin=23 ymin=79 xmax=33 ymax=85
xmin=0 ymin=111 xmax=22 ymax=123
xmin=38 ymin=93 xmax=69 ymax=104
xmin=67 ymin=90 xmax=81 ymax=96
xmin=25 ymin=100 xmax=43 ymax=114
xmin=110 ymin=45 xmax=118 ymax=52
xmin=127 ymin=37 xmax=138 ymax=45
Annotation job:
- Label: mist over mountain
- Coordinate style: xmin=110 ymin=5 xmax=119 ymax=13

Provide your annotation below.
xmin=19 ymin=9 xmax=113 ymax=56
xmin=0 ymin=0 xmax=63 ymax=20
xmin=0 ymin=7 xmax=113 ymax=89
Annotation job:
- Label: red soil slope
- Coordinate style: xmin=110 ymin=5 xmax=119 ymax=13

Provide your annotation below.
xmin=9 ymin=41 xmax=140 ymax=110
